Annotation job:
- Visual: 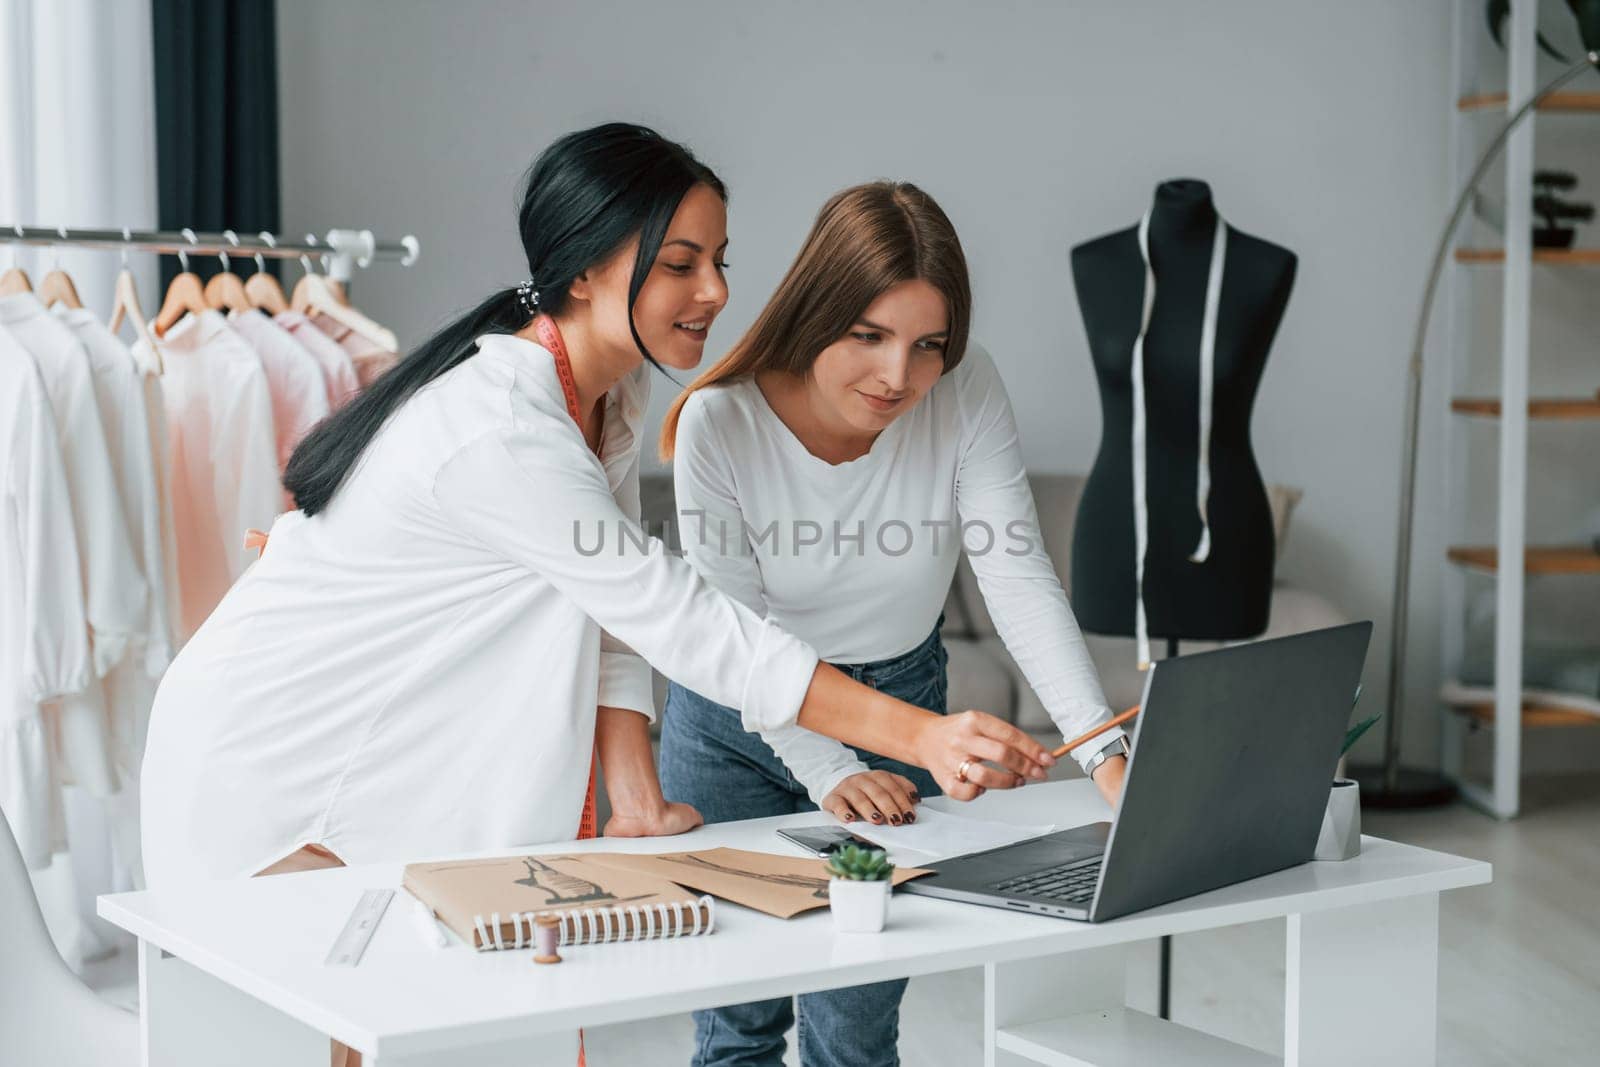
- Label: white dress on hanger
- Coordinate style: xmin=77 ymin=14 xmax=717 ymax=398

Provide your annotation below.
xmin=140 ymin=334 xmax=819 ymax=887
xmin=0 ymin=329 xmax=91 ymax=868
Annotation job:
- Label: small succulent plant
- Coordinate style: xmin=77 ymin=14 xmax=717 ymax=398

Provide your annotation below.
xmin=826 ymin=843 xmax=894 ymax=882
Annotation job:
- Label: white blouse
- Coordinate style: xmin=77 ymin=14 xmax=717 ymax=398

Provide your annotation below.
xmin=672 ymin=343 xmax=1124 ymax=804
xmin=140 ymin=333 xmax=818 ymax=886
xmin=0 ymin=331 xmax=90 ymax=867
xmin=0 ymin=294 xmax=145 ymax=674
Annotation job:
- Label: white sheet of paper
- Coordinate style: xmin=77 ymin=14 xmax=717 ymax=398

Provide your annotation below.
xmin=848 ymin=807 xmax=1055 ymax=864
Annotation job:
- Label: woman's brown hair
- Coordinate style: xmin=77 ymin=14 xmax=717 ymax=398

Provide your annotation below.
xmin=658 ymin=180 xmax=971 ymax=460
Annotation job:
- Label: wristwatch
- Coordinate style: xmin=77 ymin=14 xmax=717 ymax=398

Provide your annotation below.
xmin=1083 ymin=736 xmax=1130 ymax=778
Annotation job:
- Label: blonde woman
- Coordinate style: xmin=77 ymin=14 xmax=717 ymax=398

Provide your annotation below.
xmin=658 ymin=182 xmax=1128 ymax=1066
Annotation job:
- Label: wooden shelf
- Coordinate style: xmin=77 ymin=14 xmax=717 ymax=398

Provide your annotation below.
xmin=1452 ymin=396 xmax=1600 ymax=418
xmin=1458 ymin=91 xmax=1600 ymax=112
xmin=1455 ymin=247 xmax=1600 ymax=265
xmin=1447 ymin=545 xmax=1600 ymax=574
xmin=1447 ymin=701 xmax=1600 ymax=728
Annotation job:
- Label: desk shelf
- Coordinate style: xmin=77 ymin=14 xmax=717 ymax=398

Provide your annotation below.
xmin=996 ymin=1009 xmax=1278 ymax=1067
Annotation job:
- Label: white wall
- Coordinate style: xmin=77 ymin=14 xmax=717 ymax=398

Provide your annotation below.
xmin=277 ymin=0 xmax=1597 ymax=770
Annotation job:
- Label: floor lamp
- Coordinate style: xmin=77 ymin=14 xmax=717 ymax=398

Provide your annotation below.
xmin=1352 ymin=49 xmax=1600 ymax=807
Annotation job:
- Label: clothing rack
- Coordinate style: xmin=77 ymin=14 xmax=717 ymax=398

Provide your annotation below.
xmin=0 ymin=225 xmax=421 ymax=282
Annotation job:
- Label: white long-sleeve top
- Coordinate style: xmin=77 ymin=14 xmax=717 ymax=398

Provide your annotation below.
xmin=672 ymin=343 xmax=1125 ymax=804
xmin=59 ymin=309 xmax=177 ymax=791
xmin=0 ymin=294 xmax=145 ymax=675
xmin=0 ymin=332 xmax=91 ymax=867
xmin=140 ymin=334 xmax=818 ymax=886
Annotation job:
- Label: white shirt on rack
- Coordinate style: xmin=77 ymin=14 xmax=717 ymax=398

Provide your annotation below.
xmin=0 ymin=328 xmax=91 ymax=866
xmin=57 ymin=308 xmax=175 ymax=677
xmin=1 ymin=294 xmax=146 ymax=801
xmin=135 ymin=310 xmax=280 ymax=642
xmin=0 ymin=293 xmax=146 ymax=676
xmin=140 ymin=333 xmax=818 ymax=887
xmin=58 ymin=308 xmax=177 ymax=786
xmin=672 ymin=343 xmax=1123 ymax=804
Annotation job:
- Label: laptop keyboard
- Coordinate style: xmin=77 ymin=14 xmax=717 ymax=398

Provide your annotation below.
xmin=991 ymin=855 xmax=1103 ymax=905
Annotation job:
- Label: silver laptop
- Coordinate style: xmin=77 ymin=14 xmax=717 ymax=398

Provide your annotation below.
xmin=902 ymin=621 xmax=1373 ymax=922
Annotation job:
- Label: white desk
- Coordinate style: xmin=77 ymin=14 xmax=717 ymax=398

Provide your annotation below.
xmin=99 ymin=780 xmax=1489 ymax=1066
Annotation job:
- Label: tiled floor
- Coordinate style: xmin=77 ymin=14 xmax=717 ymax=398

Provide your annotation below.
xmin=84 ymin=774 xmax=1600 ymax=1064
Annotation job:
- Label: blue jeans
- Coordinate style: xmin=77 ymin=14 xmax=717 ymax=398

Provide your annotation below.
xmin=658 ymin=618 xmax=949 ymax=1067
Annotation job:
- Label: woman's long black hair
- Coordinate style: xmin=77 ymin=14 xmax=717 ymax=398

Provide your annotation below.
xmin=283 ymin=122 xmax=726 ymax=516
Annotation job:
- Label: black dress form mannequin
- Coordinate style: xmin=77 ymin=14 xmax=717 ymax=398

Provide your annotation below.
xmin=1069 ymin=179 xmax=1295 ymax=652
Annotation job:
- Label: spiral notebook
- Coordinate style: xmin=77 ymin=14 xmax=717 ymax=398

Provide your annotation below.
xmin=402 ymin=854 xmax=715 ymax=951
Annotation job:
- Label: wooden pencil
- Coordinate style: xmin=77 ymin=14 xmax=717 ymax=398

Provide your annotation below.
xmin=1051 ymin=704 xmax=1141 ymax=760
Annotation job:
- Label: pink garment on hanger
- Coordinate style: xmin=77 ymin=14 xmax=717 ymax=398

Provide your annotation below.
xmin=309 ymin=311 xmax=398 ymax=388
xmin=228 ymin=309 xmax=333 ymax=509
xmin=275 ymin=308 xmax=361 ymax=410
xmin=135 ymin=311 xmax=280 ymax=643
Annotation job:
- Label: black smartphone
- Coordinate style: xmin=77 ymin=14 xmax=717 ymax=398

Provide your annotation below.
xmin=776 ymin=825 xmax=880 ymax=858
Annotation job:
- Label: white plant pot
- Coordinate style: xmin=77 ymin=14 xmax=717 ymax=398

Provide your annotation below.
xmin=1314 ymin=778 xmax=1362 ymax=861
xmin=828 ymin=878 xmax=890 ymax=933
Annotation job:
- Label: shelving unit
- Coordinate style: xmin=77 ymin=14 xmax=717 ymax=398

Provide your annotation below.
xmin=1450 ymin=395 xmax=1600 ymax=417
xmin=1444 ymin=545 xmax=1600 ymax=574
xmin=1449 ymin=700 xmax=1600 ymax=727
xmin=1458 ymin=90 xmax=1600 ymax=111
xmin=1435 ymin=1 xmax=1600 ymax=818
xmin=1454 ymin=246 xmax=1600 ymax=263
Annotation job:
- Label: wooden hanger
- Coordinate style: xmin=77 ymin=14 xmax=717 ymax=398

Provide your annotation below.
xmin=290 ymin=245 xmax=398 ymax=351
xmin=107 ymin=231 xmax=164 ymax=374
xmin=154 ymin=230 xmax=211 ymax=338
xmin=0 ymin=226 xmax=32 ymax=295
xmin=243 ymin=231 xmax=288 ymax=315
xmin=36 ymin=230 xmax=83 ymax=309
xmin=203 ymin=231 xmax=253 ymax=313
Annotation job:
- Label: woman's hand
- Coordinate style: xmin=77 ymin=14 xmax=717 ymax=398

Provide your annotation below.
xmin=915 ymin=710 xmax=1057 ymax=801
xmin=604 ymin=801 xmax=704 ymax=838
xmin=822 ymin=770 xmax=921 ymax=827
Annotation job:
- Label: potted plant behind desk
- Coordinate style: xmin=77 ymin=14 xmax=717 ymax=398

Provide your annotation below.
xmin=826 ymin=844 xmax=894 ymax=932
xmin=1316 ymin=713 xmax=1382 ymax=861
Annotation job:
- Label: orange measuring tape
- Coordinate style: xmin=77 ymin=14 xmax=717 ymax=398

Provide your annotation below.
xmin=534 ymin=315 xmax=600 ymax=1067
xmin=532 ymin=314 xmax=601 ymax=845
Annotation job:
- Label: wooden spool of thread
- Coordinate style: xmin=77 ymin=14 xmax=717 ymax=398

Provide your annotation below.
xmin=533 ymin=914 xmax=562 ymax=965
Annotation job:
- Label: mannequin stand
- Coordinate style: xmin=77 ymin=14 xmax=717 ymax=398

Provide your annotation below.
xmin=1156 ymin=636 xmax=1177 ymax=1020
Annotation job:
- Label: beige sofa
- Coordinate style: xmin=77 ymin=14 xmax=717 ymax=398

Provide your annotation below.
xmin=639 ymin=472 xmax=1347 ymax=731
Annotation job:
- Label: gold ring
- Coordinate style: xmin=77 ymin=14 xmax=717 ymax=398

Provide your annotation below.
xmin=956 ymin=758 xmax=973 ymax=784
